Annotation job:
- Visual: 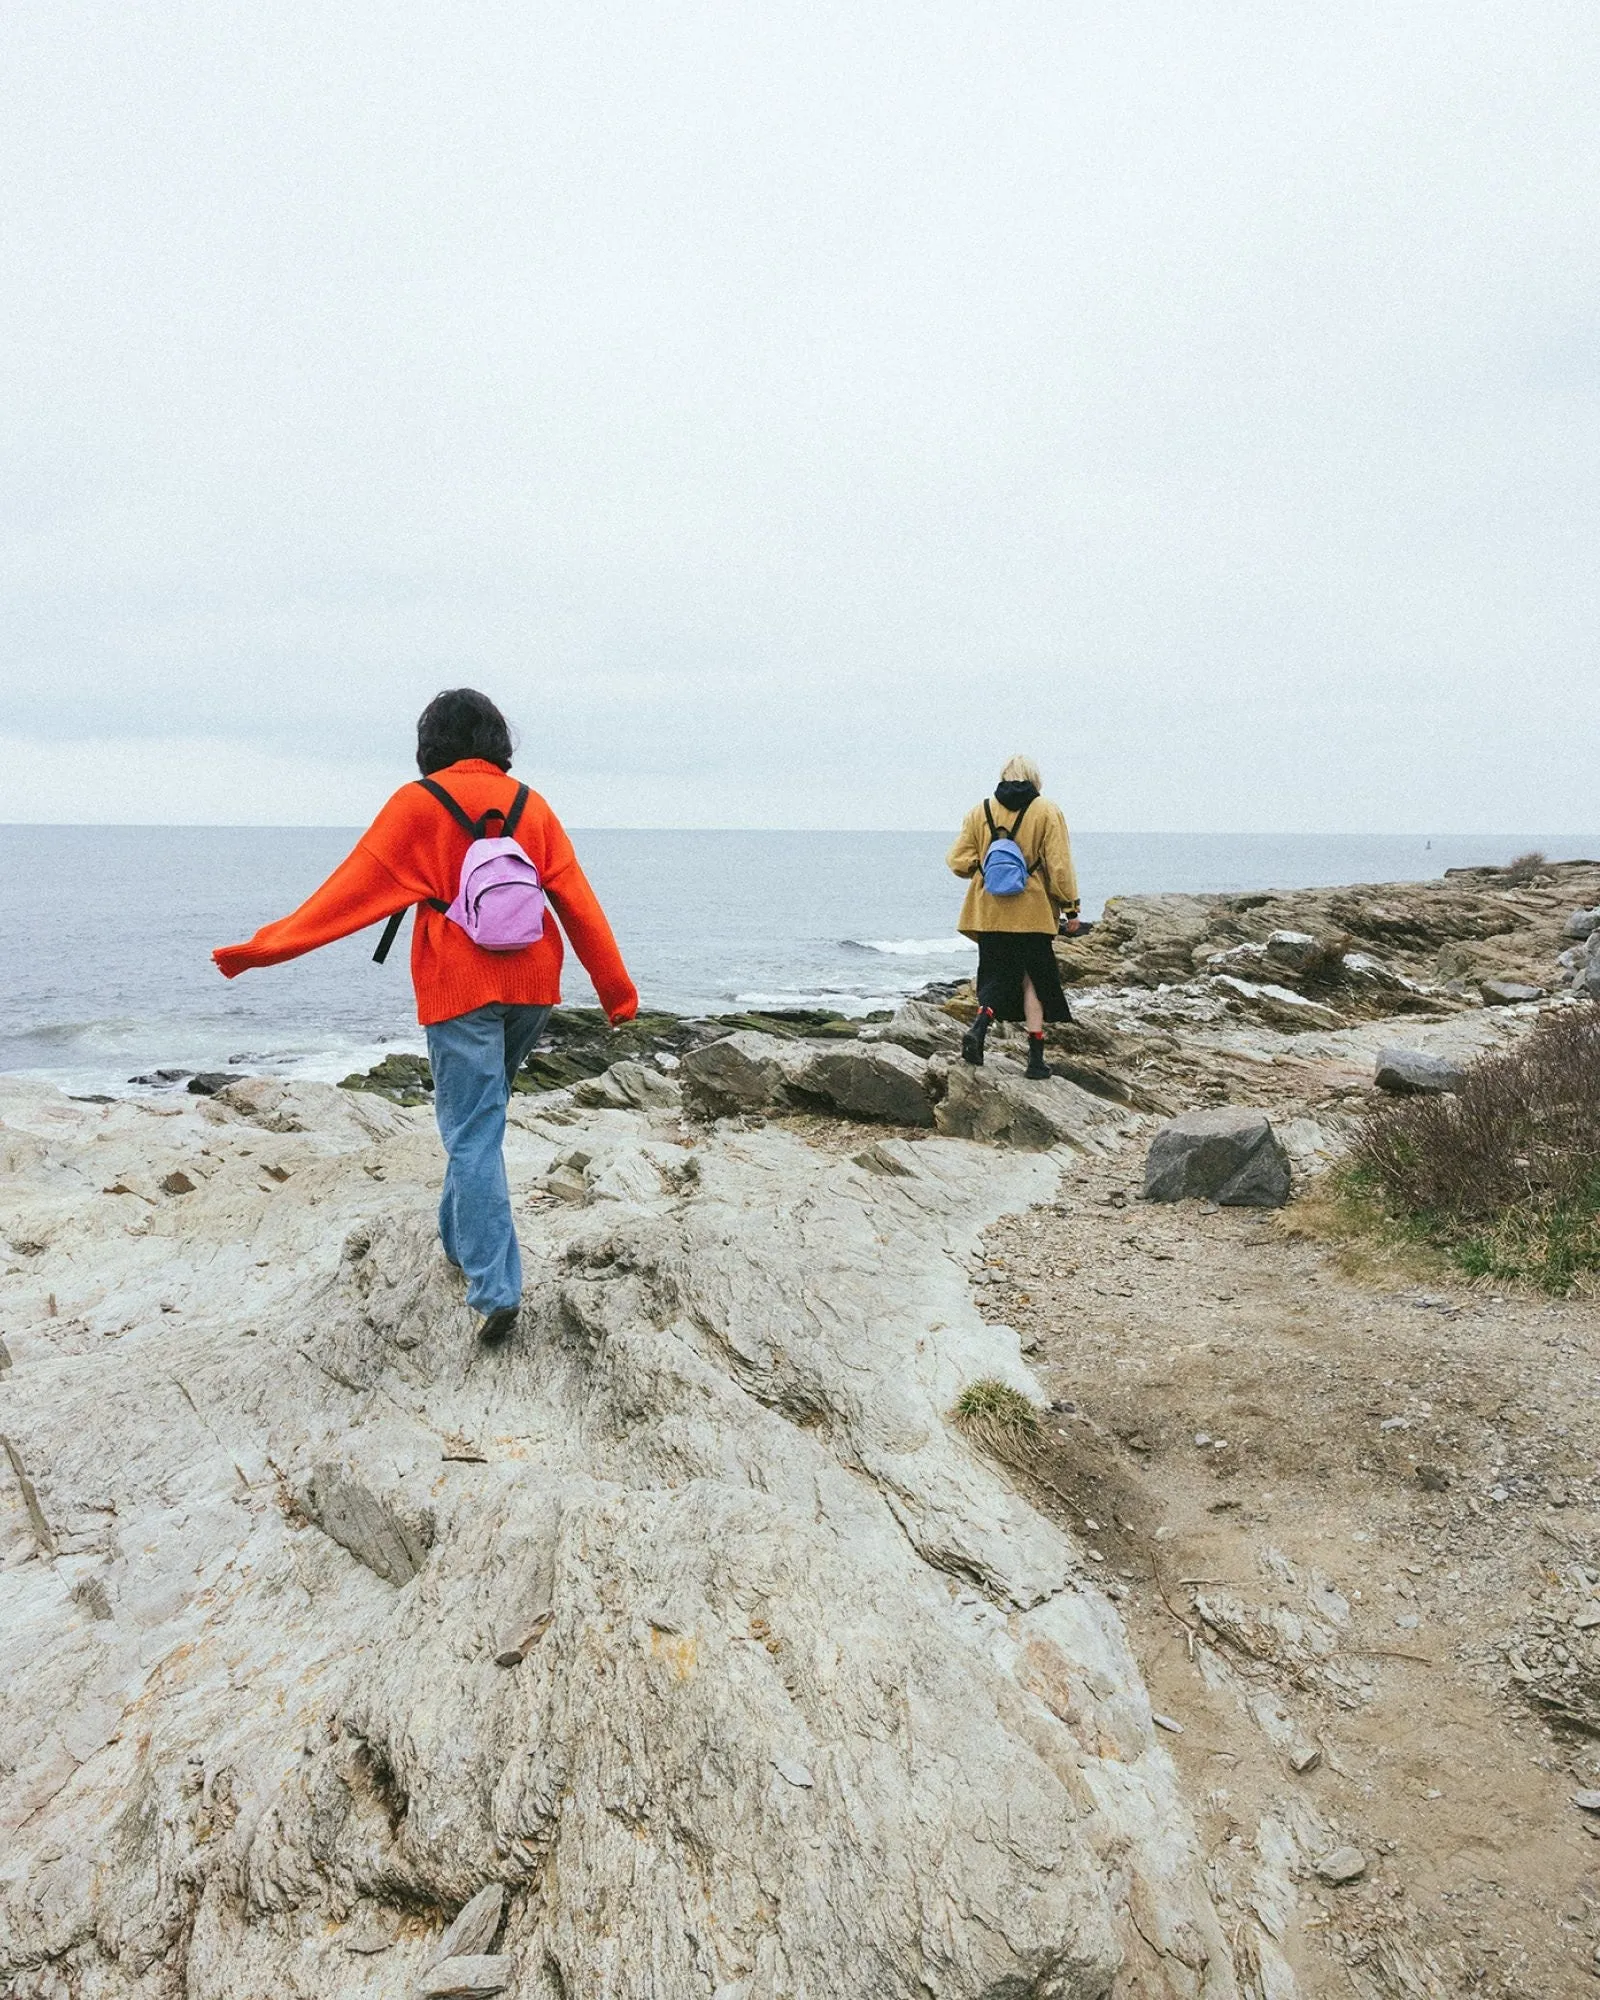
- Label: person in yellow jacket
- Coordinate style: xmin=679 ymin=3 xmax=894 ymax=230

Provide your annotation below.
xmin=946 ymin=754 xmax=1081 ymax=1078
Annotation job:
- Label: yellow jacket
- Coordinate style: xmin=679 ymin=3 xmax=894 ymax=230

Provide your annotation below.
xmin=947 ymin=794 xmax=1079 ymax=936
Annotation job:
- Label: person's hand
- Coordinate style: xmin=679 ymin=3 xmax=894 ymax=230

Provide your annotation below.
xmin=1064 ymin=918 xmax=1082 ymax=936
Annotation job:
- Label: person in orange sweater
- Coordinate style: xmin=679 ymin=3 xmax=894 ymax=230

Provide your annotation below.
xmin=214 ymin=688 xmax=638 ymax=1342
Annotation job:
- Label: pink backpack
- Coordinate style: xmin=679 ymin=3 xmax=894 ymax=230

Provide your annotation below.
xmin=372 ymin=779 xmax=546 ymax=963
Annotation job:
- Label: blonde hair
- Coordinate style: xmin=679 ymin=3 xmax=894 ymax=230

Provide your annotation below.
xmin=999 ymin=754 xmax=1041 ymax=789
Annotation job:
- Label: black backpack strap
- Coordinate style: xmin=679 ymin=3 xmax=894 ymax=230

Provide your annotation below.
xmin=501 ymin=782 xmax=530 ymax=841
xmin=1006 ymin=796 xmax=1033 ymax=841
xmin=373 ymin=896 xmax=450 ymax=964
xmin=416 ymin=778 xmax=485 ymax=839
xmin=983 ymin=800 xmax=998 ymax=843
xmin=372 ymin=911 xmax=406 ymax=964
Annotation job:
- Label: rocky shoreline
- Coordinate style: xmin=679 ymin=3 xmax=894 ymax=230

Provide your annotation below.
xmin=3 ymin=857 xmax=1598 ymax=1998
xmin=335 ymin=854 xmax=1600 ymax=1120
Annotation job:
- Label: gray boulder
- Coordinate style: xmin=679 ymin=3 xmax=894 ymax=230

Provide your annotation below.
xmin=572 ymin=1059 xmax=680 ymax=1112
xmin=679 ymin=1034 xmax=940 ymax=1127
xmin=1374 ymin=1047 xmax=1467 ymax=1096
xmin=934 ymin=1058 xmax=1129 ymax=1153
xmin=1578 ymin=930 xmax=1600 ymax=1001
xmin=874 ymin=998 xmax=964 ymax=1059
xmin=1563 ymin=908 xmax=1600 ymax=940
xmin=792 ymin=1042 xmax=936 ymax=1126
xmin=1480 ymin=978 xmax=1543 ymax=1007
xmin=1143 ymin=1108 xmax=1291 ymax=1207
xmin=678 ymin=1031 xmax=804 ymax=1118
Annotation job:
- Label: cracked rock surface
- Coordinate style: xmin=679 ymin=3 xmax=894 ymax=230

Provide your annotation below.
xmin=0 ymin=1071 xmax=1234 ymax=1999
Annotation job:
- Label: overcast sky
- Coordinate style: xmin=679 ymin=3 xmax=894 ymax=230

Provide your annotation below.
xmin=0 ymin=3 xmax=1594 ymax=830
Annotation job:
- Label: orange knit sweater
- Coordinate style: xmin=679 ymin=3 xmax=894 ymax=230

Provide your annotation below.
xmin=212 ymin=761 xmax=638 ymax=1027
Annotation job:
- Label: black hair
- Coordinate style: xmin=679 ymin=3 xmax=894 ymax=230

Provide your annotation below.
xmin=415 ymin=688 xmax=515 ymax=775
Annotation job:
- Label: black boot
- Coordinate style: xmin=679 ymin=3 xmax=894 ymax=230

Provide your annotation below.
xmin=1024 ymin=1033 xmax=1050 ymax=1080
xmin=960 ymin=1008 xmax=993 ymax=1067
xmin=478 ymin=1304 xmax=520 ymax=1344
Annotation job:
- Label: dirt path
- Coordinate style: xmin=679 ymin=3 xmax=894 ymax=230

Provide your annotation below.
xmin=976 ymin=1127 xmax=1600 ymax=1995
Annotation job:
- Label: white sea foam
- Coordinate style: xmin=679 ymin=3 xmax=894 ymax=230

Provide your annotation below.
xmin=844 ymin=937 xmax=976 ymax=957
xmin=14 ymin=1030 xmax=427 ymax=1102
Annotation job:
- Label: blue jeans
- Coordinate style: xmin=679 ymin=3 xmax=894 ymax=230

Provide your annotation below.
xmin=425 ymin=1003 xmax=552 ymax=1314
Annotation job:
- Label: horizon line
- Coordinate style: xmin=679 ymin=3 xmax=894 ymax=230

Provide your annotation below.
xmin=1 ymin=822 xmax=1598 ymax=844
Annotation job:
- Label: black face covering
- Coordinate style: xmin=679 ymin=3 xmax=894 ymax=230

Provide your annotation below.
xmin=993 ymin=779 xmax=1039 ymax=813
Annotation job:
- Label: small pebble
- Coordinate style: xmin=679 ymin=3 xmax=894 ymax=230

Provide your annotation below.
xmin=1313 ymin=1845 xmax=1367 ymax=1886
xmin=1572 ymin=1790 xmax=1600 ymax=1813
xmin=1151 ymin=1713 xmax=1183 ymax=1734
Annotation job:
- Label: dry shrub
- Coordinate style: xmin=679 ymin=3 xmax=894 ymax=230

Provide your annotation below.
xmin=1500 ymin=849 xmax=1549 ymax=886
xmin=1349 ymin=1006 xmax=1600 ymax=1292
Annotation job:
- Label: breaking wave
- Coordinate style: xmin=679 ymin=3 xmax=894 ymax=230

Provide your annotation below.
xmin=842 ymin=937 xmax=976 ymax=957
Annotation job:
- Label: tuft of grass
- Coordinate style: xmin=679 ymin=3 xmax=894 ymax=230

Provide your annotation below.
xmin=952 ymin=1378 xmax=1043 ymax=1451
xmin=1346 ymin=1006 xmax=1600 ymax=1294
xmin=1500 ymin=849 xmax=1548 ymax=886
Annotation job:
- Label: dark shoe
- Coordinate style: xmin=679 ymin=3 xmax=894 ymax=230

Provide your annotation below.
xmin=1024 ymin=1043 xmax=1051 ymax=1080
xmin=478 ymin=1305 xmax=519 ymax=1344
xmin=961 ymin=1017 xmax=990 ymax=1067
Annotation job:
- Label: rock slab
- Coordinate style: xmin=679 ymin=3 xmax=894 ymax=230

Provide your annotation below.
xmin=0 ymin=1071 xmax=1234 ymax=2000
xmin=875 ymin=998 xmax=964 ymax=1058
xmin=417 ymin=1955 xmax=515 ymax=1996
xmin=1374 ymin=1047 xmax=1467 ymax=1095
xmin=1143 ymin=1108 xmax=1291 ymax=1207
xmin=1480 ymin=978 xmax=1543 ymax=1006
xmin=934 ymin=1058 xmax=1128 ymax=1153
xmin=792 ymin=1042 xmax=935 ymax=1126
xmin=678 ymin=1030 xmax=802 ymax=1118
xmin=434 ymin=1883 xmax=505 ymax=1962
xmin=300 ymin=1463 xmax=434 ymax=1586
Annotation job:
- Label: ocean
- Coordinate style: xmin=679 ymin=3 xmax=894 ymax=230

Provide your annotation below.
xmin=3 ymin=825 xmax=1594 ymax=1098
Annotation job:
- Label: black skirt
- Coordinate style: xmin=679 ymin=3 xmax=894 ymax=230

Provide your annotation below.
xmin=973 ymin=932 xmax=1073 ymax=1023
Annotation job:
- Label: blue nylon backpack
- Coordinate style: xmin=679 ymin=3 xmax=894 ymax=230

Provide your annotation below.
xmin=980 ymin=798 xmax=1036 ymax=896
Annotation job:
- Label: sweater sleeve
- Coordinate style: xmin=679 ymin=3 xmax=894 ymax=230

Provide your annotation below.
xmin=212 ymin=834 xmax=416 ymax=978
xmin=946 ymin=809 xmax=982 ymax=880
xmin=1040 ymin=805 xmax=1080 ymax=916
xmin=539 ymin=816 xmax=639 ymax=1023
